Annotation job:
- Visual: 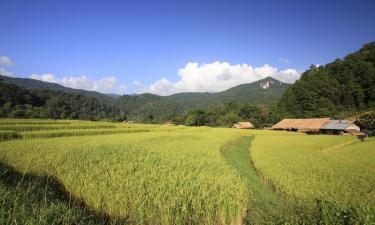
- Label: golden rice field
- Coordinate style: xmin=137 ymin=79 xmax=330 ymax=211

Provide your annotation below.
xmin=0 ymin=119 xmax=374 ymax=225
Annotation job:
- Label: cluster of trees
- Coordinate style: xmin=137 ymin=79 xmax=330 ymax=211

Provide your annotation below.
xmin=279 ymin=42 xmax=375 ymax=118
xmin=182 ymin=102 xmax=284 ymax=128
xmin=0 ymin=80 xmax=121 ymax=121
xmin=356 ymin=111 xmax=375 ymax=135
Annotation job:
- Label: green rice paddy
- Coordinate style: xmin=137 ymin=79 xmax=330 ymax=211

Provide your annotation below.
xmin=0 ymin=119 xmax=374 ymax=224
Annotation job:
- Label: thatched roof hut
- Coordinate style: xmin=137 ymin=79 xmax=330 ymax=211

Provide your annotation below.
xmin=272 ymin=118 xmax=330 ymax=132
xmin=232 ymin=122 xmax=254 ymax=129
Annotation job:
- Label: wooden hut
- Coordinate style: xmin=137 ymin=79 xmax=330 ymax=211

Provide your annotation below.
xmin=232 ymin=122 xmax=254 ymax=129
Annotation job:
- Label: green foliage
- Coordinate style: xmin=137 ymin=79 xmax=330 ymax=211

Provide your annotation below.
xmin=0 ymin=80 xmax=120 ymax=121
xmin=356 ymin=111 xmax=375 ymax=130
xmin=185 ymin=109 xmax=208 ymax=126
xmin=116 ymin=77 xmax=290 ymax=122
xmin=0 ymin=75 xmax=116 ymax=102
xmin=279 ymin=42 xmax=375 ymax=117
xmin=184 ymin=101 xmax=282 ymax=128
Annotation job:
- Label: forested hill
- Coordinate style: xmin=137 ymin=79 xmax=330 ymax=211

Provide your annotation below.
xmin=118 ymin=77 xmax=289 ymax=109
xmin=279 ymin=41 xmax=375 ymax=118
xmin=116 ymin=77 xmax=289 ymax=119
xmin=0 ymin=75 xmax=116 ymax=102
xmin=0 ymin=80 xmax=120 ymax=120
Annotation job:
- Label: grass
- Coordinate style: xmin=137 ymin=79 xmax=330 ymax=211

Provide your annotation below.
xmin=0 ymin=130 xmax=21 ymax=141
xmin=0 ymin=162 xmax=121 ymax=225
xmin=221 ymin=136 xmax=287 ymax=224
xmin=0 ymin=119 xmax=374 ymax=224
xmin=0 ymin=124 xmax=117 ymax=132
xmin=20 ymin=128 xmax=149 ymax=139
xmin=0 ymin=124 xmax=251 ymax=225
xmin=251 ymin=132 xmax=375 ymax=223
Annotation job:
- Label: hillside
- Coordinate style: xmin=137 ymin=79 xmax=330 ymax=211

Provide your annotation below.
xmin=279 ymin=41 xmax=375 ymax=118
xmin=164 ymin=77 xmax=289 ymax=106
xmin=0 ymin=79 xmax=120 ymax=120
xmin=0 ymin=75 xmax=116 ymax=102
xmin=117 ymin=77 xmax=290 ymax=118
xmin=214 ymin=77 xmax=289 ymax=104
xmin=0 ymin=74 xmax=290 ymax=123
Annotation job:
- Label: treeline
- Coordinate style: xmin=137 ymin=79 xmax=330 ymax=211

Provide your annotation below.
xmin=0 ymin=78 xmax=284 ymax=127
xmin=179 ymin=102 xmax=284 ymax=128
xmin=0 ymin=80 xmax=122 ymax=121
xmin=279 ymin=42 xmax=375 ymax=118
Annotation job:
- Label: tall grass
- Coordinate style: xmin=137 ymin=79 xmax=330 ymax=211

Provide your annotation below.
xmin=0 ymin=119 xmax=73 ymax=125
xmin=251 ymin=132 xmax=375 ymax=223
xmin=0 ymin=162 xmax=120 ymax=225
xmin=0 ymin=124 xmax=118 ymax=132
xmin=0 ymin=130 xmax=21 ymax=141
xmin=0 ymin=127 xmax=251 ymax=225
xmin=20 ymin=128 xmax=149 ymax=139
xmin=0 ymin=119 xmax=374 ymax=224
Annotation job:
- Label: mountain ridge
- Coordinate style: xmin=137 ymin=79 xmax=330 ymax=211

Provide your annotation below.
xmin=1 ymin=75 xmax=289 ymax=103
xmin=0 ymin=75 xmax=116 ymax=102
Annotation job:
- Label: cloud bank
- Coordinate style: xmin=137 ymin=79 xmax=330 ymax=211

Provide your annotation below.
xmin=134 ymin=62 xmax=301 ymax=95
xmin=29 ymin=74 xmax=127 ymax=94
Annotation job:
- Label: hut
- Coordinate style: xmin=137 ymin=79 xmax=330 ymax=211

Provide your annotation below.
xmin=232 ymin=122 xmax=254 ymax=129
xmin=272 ymin=118 xmax=330 ymax=133
xmin=320 ymin=120 xmax=360 ymax=135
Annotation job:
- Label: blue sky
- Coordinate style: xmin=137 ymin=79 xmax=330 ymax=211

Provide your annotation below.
xmin=1 ymin=0 xmax=375 ymax=95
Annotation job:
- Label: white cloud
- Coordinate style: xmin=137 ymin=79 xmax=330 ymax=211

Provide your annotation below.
xmin=0 ymin=56 xmax=13 ymax=66
xmin=135 ymin=61 xmax=301 ymax=95
xmin=279 ymin=69 xmax=300 ymax=83
xmin=29 ymin=74 xmax=126 ymax=94
xmin=0 ymin=68 xmax=13 ymax=77
xmin=278 ymin=58 xmax=290 ymax=65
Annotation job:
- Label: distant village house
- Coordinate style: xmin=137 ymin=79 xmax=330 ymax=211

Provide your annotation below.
xmin=232 ymin=122 xmax=254 ymax=129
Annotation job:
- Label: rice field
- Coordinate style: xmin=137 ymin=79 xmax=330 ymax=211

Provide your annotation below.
xmin=0 ymin=119 xmax=374 ymax=224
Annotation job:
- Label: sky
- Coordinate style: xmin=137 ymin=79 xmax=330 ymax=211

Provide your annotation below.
xmin=1 ymin=0 xmax=375 ymax=95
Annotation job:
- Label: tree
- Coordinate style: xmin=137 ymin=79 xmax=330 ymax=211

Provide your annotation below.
xmin=185 ymin=109 xmax=207 ymax=126
xmin=218 ymin=111 xmax=240 ymax=127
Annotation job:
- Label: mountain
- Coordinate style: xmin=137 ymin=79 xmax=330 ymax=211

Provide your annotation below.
xmin=116 ymin=77 xmax=290 ymax=120
xmin=1 ymin=73 xmax=290 ymax=123
xmin=0 ymin=75 xmax=116 ymax=102
xmin=279 ymin=41 xmax=375 ymax=118
xmin=0 ymin=79 xmax=120 ymax=120
xmin=106 ymin=93 xmax=121 ymax=99
xmin=214 ymin=77 xmax=289 ymax=104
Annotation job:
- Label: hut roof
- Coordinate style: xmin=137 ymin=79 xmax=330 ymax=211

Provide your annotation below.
xmin=320 ymin=120 xmax=354 ymax=130
xmin=272 ymin=118 xmax=330 ymax=131
xmin=233 ymin=122 xmax=254 ymax=129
